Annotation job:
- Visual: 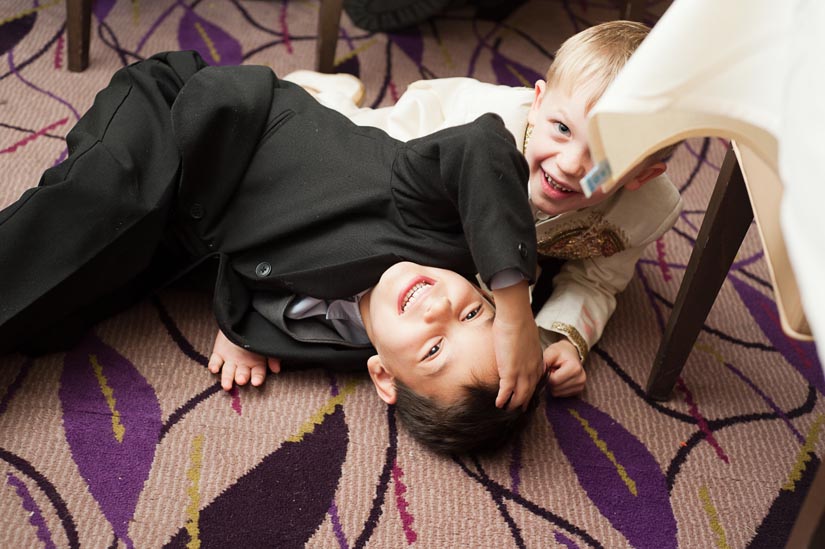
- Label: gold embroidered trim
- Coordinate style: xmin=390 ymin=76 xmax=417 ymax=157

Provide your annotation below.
xmin=536 ymin=211 xmax=629 ymax=260
xmin=550 ymin=322 xmax=588 ymax=362
xmin=522 ymin=123 xmax=533 ymax=155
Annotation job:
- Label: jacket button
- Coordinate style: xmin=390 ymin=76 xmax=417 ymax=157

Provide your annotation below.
xmin=255 ymin=262 xmax=272 ymax=277
xmin=518 ymin=242 xmax=528 ymax=258
xmin=189 ymin=203 xmax=204 ymax=220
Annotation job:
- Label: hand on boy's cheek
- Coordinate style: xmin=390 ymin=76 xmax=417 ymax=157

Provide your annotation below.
xmin=492 ymin=316 xmax=544 ymax=411
xmin=544 ymin=340 xmax=586 ymax=398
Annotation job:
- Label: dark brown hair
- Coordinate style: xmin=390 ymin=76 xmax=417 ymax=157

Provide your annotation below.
xmin=393 ymin=374 xmax=546 ymax=455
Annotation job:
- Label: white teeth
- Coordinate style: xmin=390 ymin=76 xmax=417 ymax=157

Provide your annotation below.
xmin=544 ymin=171 xmax=574 ymax=193
xmin=402 ymin=282 xmax=430 ymax=313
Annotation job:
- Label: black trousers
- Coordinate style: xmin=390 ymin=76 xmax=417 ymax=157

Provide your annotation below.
xmin=0 ymin=52 xmax=208 ymax=355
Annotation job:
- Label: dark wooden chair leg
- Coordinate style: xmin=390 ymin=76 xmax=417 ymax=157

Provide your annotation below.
xmin=645 ymin=147 xmax=754 ymax=400
xmin=622 ymin=1 xmax=646 ymax=22
xmin=786 ymin=458 xmax=825 ymax=548
xmin=66 ymin=0 xmax=92 ymax=72
xmin=316 ymin=0 xmax=343 ymax=73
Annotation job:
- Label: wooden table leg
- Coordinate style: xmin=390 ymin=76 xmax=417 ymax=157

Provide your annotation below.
xmin=785 ymin=458 xmax=825 ymax=548
xmin=66 ymin=0 xmax=92 ymax=72
xmin=622 ymin=0 xmax=646 ymax=22
xmin=646 ymin=147 xmax=754 ymax=400
xmin=316 ymin=0 xmax=343 ymax=73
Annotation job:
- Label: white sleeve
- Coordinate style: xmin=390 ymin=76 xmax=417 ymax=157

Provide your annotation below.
xmin=319 ymin=77 xmax=533 ymax=142
xmin=535 ymin=247 xmax=645 ymax=360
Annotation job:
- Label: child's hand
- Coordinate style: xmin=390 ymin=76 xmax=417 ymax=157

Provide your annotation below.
xmin=544 ymin=340 xmax=586 ymax=397
xmin=207 ymin=330 xmax=282 ymax=391
xmin=491 ymin=281 xmax=544 ymax=410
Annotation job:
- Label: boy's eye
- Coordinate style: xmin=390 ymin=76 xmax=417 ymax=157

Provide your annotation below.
xmin=556 ymin=122 xmax=570 ymax=136
xmin=423 ymin=341 xmax=441 ymax=360
xmin=464 ymin=305 xmax=482 ymax=321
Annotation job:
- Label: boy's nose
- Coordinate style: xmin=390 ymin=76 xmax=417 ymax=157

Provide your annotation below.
xmin=557 ymin=144 xmax=590 ymax=179
xmin=423 ymin=295 xmax=450 ymax=322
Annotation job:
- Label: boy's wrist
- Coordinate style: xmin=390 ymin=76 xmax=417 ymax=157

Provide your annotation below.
xmin=491 ymin=280 xmax=532 ymax=322
xmin=556 ymin=338 xmax=578 ymax=355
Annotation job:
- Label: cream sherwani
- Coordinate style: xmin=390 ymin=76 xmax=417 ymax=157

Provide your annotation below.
xmin=304 ymin=76 xmax=682 ymax=360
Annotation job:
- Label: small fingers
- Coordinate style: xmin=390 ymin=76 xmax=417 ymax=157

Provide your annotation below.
xmin=234 ymin=364 xmax=251 ymax=386
xmin=496 ymin=384 xmax=515 ymax=409
xmin=510 ymin=384 xmax=533 ymax=411
xmin=551 ymin=382 xmax=585 ymax=398
xmin=207 ymin=353 xmax=224 ymax=374
xmin=267 ymin=357 xmax=281 ymax=374
xmin=549 ymin=370 xmax=586 ymax=398
xmin=548 ymin=367 xmax=573 ymax=387
xmin=250 ymin=364 xmax=266 ymax=387
xmin=542 ymin=347 xmax=561 ymax=365
xmin=221 ymin=362 xmax=237 ymax=392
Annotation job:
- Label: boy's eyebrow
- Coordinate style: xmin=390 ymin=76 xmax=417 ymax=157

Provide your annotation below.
xmin=547 ymin=107 xmax=573 ymax=123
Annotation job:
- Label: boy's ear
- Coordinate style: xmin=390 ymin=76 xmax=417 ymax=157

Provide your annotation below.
xmin=527 ymin=79 xmax=547 ymax=126
xmin=625 ymin=161 xmax=667 ymax=192
xmin=367 ymin=355 xmax=397 ymax=405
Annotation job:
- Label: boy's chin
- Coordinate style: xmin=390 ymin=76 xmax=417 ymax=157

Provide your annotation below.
xmin=531 ymin=195 xmax=569 ymax=217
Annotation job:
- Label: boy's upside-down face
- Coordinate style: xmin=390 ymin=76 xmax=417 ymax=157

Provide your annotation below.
xmin=359 ymin=262 xmax=499 ymax=406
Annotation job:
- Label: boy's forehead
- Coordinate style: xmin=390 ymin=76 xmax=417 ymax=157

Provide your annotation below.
xmin=547 ymin=67 xmax=610 ymax=112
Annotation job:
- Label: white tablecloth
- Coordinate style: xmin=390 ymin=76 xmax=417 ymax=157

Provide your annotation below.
xmin=585 ymin=0 xmax=825 ymax=362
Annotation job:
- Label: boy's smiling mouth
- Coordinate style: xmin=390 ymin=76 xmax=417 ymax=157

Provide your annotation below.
xmin=399 ymin=278 xmax=434 ymax=314
xmin=542 ymin=170 xmax=578 ymax=196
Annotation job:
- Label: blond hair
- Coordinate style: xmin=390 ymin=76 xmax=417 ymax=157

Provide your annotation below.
xmin=545 ymin=20 xmax=650 ymax=112
xmin=545 ymin=21 xmax=679 ymax=162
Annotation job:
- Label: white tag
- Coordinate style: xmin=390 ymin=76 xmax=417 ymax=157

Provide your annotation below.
xmin=581 ymin=160 xmax=612 ymax=197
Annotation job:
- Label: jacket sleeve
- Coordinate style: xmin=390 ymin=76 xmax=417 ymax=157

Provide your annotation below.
xmin=535 ymin=247 xmax=645 ymax=361
xmin=399 ymin=113 xmax=537 ymax=286
xmin=535 ymin=184 xmax=683 ymax=360
xmin=171 ymin=63 xmax=275 ymax=222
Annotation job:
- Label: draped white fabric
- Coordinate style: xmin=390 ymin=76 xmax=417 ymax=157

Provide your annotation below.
xmin=585 ymin=0 xmax=825 ymax=363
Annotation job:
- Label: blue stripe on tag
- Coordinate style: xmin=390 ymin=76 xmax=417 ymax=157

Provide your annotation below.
xmin=582 ymin=159 xmax=612 ymax=197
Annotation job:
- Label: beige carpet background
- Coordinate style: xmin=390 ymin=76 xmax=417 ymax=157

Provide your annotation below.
xmin=1 ymin=1 xmax=823 ymax=547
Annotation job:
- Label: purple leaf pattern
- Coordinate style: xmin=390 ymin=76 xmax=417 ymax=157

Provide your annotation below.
xmin=730 ymin=275 xmax=824 ymax=393
xmin=546 ymin=397 xmax=678 ymax=549
xmin=0 ymin=7 xmax=36 ymax=56
xmin=5 ymin=472 xmax=57 ymax=549
xmin=177 ymin=7 xmax=242 ymax=66
xmin=390 ymin=30 xmax=424 ymax=67
xmin=164 ymin=405 xmax=349 ymax=548
xmin=490 ymin=49 xmax=543 ymax=88
xmin=59 ymin=334 xmax=162 ymax=548
xmin=335 ymin=53 xmax=361 ymax=80
xmin=93 ymin=0 xmax=117 ymax=22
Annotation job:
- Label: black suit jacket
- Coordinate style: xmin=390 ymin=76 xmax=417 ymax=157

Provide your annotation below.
xmin=0 ymin=51 xmax=536 ymax=368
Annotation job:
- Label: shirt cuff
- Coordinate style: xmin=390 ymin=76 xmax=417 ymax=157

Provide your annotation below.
xmin=540 ymin=323 xmax=588 ymax=362
xmin=488 ymin=268 xmax=527 ymax=290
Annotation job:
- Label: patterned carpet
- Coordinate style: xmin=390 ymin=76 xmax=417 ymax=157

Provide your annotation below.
xmin=1 ymin=1 xmax=824 ymax=548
